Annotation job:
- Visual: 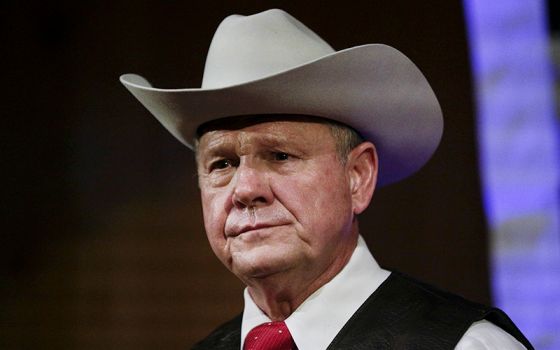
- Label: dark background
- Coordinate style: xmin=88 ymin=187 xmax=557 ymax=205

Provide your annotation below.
xmin=1 ymin=1 xmax=520 ymax=348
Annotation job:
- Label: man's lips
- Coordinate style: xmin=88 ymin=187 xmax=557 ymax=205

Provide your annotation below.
xmin=226 ymin=223 xmax=287 ymax=237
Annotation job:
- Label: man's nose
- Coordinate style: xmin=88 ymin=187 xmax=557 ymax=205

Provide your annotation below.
xmin=231 ymin=161 xmax=273 ymax=209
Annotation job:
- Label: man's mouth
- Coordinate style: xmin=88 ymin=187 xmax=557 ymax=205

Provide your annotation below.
xmin=226 ymin=222 xmax=287 ymax=238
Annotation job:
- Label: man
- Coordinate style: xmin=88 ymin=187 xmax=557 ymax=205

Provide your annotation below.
xmin=120 ymin=9 xmax=533 ymax=350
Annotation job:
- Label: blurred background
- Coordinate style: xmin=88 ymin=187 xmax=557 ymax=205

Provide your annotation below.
xmin=2 ymin=1 xmax=558 ymax=349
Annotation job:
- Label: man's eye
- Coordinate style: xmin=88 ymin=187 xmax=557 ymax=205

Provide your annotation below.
xmin=274 ymin=152 xmax=290 ymax=161
xmin=209 ymin=159 xmax=233 ymax=171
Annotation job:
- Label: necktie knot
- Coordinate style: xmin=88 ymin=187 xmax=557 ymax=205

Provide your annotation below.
xmin=244 ymin=321 xmax=297 ymax=350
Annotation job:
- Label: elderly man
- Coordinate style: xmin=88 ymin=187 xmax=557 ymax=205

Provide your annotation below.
xmin=121 ymin=9 xmax=533 ymax=350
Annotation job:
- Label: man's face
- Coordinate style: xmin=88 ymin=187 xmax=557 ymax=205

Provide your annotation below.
xmin=196 ymin=120 xmax=359 ymax=285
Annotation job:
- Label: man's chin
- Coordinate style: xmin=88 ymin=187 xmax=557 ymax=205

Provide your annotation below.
xmin=230 ymin=250 xmax=295 ymax=281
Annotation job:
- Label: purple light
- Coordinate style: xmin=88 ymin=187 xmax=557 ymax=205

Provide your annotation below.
xmin=463 ymin=0 xmax=560 ymax=348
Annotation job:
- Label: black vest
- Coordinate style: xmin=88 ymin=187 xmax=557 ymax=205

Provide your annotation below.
xmin=191 ymin=272 xmax=534 ymax=349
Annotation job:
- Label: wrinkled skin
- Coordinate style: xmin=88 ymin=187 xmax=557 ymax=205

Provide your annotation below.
xmin=196 ymin=119 xmax=377 ymax=319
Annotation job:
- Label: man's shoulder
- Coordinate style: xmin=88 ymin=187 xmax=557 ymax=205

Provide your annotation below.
xmin=388 ymin=271 xmax=532 ymax=348
xmin=457 ymin=320 xmax=528 ymax=350
xmin=191 ymin=313 xmax=242 ymax=350
xmin=328 ymin=271 xmax=533 ymax=349
xmin=387 ymin=271 xmax=492 ymax=314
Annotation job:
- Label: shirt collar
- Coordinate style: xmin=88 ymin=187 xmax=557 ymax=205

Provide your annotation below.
xmin=240 ymin=235 xmax=391 ymax=350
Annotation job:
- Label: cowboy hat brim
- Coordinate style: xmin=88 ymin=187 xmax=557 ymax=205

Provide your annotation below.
xmin=120 ymin=44 xmax=443 ymax=186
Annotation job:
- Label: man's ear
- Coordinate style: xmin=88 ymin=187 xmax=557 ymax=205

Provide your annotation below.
xmin=347 ymin=142 xmax=378 ymax=215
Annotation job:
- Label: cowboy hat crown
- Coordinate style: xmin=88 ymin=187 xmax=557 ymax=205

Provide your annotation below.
xmin=202 ymin=9 xmax=335 ymax=88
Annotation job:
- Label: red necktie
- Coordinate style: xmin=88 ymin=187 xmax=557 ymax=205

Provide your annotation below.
xmin=243 ymin=321 xmax=297 ymax=350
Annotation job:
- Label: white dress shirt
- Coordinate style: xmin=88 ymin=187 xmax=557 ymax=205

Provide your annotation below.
xmin=241 ymin=235 xmax=527 ymax=349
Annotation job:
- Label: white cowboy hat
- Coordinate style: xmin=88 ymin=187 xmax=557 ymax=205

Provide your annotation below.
xmin=120 ymin=8 xmax=443 ymax=186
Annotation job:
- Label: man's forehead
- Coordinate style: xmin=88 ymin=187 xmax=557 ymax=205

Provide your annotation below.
xmin=196 ymin=115 xmax=337 ymax=154
xmin=199 ymin=129 xmax=286 ymax=153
